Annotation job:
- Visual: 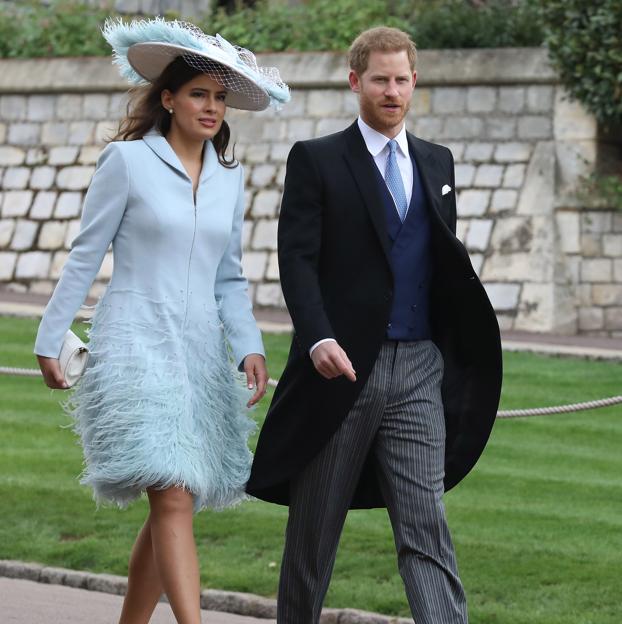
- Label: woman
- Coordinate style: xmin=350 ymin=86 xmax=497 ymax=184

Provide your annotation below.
xmin=34 ymin=18 xmax=290 ymax=624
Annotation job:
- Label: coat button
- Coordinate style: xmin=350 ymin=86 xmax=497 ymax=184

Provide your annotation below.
xmin=387 ymin=323 xmax=392 ymax=329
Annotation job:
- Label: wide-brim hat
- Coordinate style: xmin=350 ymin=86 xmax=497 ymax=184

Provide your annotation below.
xmin=103 ymin=18 xmax=290 ymax=111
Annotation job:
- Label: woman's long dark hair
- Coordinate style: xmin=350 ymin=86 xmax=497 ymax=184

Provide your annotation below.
xmin=112 ymin=57 xmax=237 ymax=168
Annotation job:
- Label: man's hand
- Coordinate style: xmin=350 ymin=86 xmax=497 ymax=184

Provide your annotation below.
xmin=310 ymin=341 xmax=356 ymax=382
xmin=244 ymin=353 xmax=269 ymax=407
xmin=37 ymin=355 xmax=68 ymax=389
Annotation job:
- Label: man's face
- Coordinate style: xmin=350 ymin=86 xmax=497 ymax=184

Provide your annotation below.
xmin=349 ymin=49 xmax=416 ymax=138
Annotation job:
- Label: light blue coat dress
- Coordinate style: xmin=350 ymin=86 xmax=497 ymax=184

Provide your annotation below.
xmin=35 ymin=130 xmax=265 ymax=511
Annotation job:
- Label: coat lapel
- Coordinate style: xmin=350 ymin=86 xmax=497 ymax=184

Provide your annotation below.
xmin=342 ymin=122 xmax=392 ymax=265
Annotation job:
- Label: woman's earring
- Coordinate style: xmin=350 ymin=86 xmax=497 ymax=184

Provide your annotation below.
xmin=168 ymin=108 xmax=174 ymax=114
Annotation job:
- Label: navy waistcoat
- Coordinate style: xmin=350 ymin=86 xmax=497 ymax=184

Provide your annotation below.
xmin=372 ymin=150 xmax=433 ymax=341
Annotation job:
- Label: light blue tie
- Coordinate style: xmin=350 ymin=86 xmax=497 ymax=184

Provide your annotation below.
xmin=384 ymin=139 xmax=409 ymax=222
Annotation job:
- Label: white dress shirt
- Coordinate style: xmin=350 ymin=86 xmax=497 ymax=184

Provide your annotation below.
xmin=309 ymin=117 xmax=414 ymax=356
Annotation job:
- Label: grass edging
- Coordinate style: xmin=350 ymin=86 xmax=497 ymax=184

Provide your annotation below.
xmin=0 ymin=559 xmax=414 ymax=624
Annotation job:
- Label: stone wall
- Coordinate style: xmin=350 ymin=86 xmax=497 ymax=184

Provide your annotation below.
xmin=0 ymin=49 xmax=620 ymax=336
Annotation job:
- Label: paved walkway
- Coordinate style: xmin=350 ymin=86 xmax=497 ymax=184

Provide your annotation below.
xmin=0 ymin=577 xmax=275 ymax=624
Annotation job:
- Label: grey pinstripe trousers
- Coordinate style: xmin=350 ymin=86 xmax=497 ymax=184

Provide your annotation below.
xmin=277 ymin=340 xmax=468 ymax=624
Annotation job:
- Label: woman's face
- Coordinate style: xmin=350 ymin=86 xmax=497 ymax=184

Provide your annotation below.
xmin=162 ymin=74 xmax=227 ymax=141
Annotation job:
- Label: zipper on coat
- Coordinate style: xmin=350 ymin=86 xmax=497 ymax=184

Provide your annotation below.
xmin=183 ymin=187 xmax=198 ymax=331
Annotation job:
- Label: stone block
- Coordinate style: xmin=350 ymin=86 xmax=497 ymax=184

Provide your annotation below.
xmin=56 ymin=94 xmax=83 ymax=120
xmin=109 ymin=92 xmax=129 ymax=117
xmin=454 ymin=164 xmax=475 ymax=189
xmin=470 ymin=252 xmax=484 ymax=276
xmin=316 ymin=118 xmax=350 ymax=136
xmin=517 ymin=141 xmax=555 ymax=215
xmin=483 ymin=282 xmax=521 ymax=311
xmin=252 ymin=190 xmax=281 ymax=218
xmin=484 ymin=117 xmax=516 ymax=140
xmin=555 ymin=212 xmax=580 ymax=254
xmin=97 ymin=252 xmax=114 ymax=280
xmin=412 ymin=87 xmax=431 ymax=115
xmin=86 ymin=573 xmax=127 ymax=596
xmin=308 ymin=90 xmax=343 ymax=117
xmin=0 ymin=146 xmax=26 ymax=166
xmin=554 ymin=88 xmax=597 ymax=140
xmin=266 ymin=251 xmax=279 ymax=280
xmin=26 ymin=147 xmax=48 ymax=165
xmin=3 ymin=167 xmax=30 ymax=189
xmin=443 ymin=117 xmax=484 ymax=139
xmin=77 ymin=133 xmax=100 ymax=159
xmin=61 ymin=569 xmax=90 ymax=589
xmin=413 ymin=116 xmax=443 ymax=140
xmin=494 ymin=142 xmax=531 ymax=163
xmin=467 ymin=87 xmax=496 ymax=113
xmin=9 ymin=123 xmax=40 ymax=145
xmin=278 ymin=91 xmax=306 ymax=117
xmin=68 ymin=121 xmax=95 ymax=145
xmin=482 ymin=252 xmax=533 ymax=281
xmin=582 ymin=211 xmax=612 ymax=234
xmin=83 ymin=94 xmax=110 ymax=120
xmin=556 ymin=139 xmax=596 ymax=195
xmin=54 ymin=192 xmax=83 ymax=219
xmin=0 ymin=560 xmax=43 ymax=580
xmin=15 ymin=251 xmax=51 ymax=278
xmin=57 ymin=166 xmax=95 ymax=191
xmin=0 ymin=251 xmax=17 ymax=279
xmin=490 ymin=217 xmax=532 ymax=252
xmin=474 ymin=164 xmax=503 ymax=188
xmin=516 ymin=283 xmax=577 ymax=333
xmin=51 ymin=250 xmax=69 ymax=279
xmin=11 ymin=219 xmax=39 ymax=250
xmin=0 ymin=95 xmax=27 ymax=121
xmin=39 ymin=221 xmax=68 ymax=250
xmin=581 ymin=234 xmax=601 ymax=257
xmin=455 ymin=219 xmax=468 ymax=243
xmin=592 ymin=284 xmax=622 ymax=306
xmin=578 ymin=307 xmax=604 ymax=331
xmin=89 ymin=282 xmax=108 ymax=299
xmin=581 ymin=258 xmax=612 ymax=282
xmin=445 ymin=142 xmax=465 ymax=161
xmin=0 ymin=122 xmax=5 ymax=143
xmin=490 ymin=188 xmax=518 ymax=213
xmin=250 ymin=164 xmax=276 ymax=188
xmin=432 ymin=87 xmax=466 ymax=114
xmin=262 ymin=120 xmax=288 ymax=142
xmin=613 ymin=214 xmax=622 ymax=233
xmin=30 ymin=192 xmax=58 ymax=219
xmin=457 ymin=190 xmax=490 ymax=217
xmin=245 ymin=143 xmax=271 ymax=164
xmin=465 ymin=219 xmax=493 ymax=252
xmin=49 ymin=146 xmax=79 ymax=166
xmin=41 ymin=121 xmax=69 ymax=145
xmin=30 ymin=166 xmax=55 ymax=190
xmin=39 ymin=566 xmax=68 ymax=585
xmin=2 ymin=191 xmax=33 ymax=217
xmin=64 ymin=219 xmax=81 ymax=249
xmin=95 ymin=120 xmax=118 ymax=143
xmin=614 ymin=259 xmax=622 ymax=282
xmin=241 ymin=251 xmax=267 ymax=281
xmin=517 ymin=116 xmax=552 ymax=140
xmin=527 ymin=86 xmax=554 ymax=112
xmin=603 ymin=234 xmax=622 ymax=258
xmin=502 ymin=164 xmax=526 ymax=189
xmin=276 ymin=165 xmax=286 ymax=189
xmin=270 ymin=142 xmax=292 ymax=163
xmin=252 ymin=219 xmax=278 ymax=250
xmin=605 ymin=308 xmax=622 ymax=330
xmin=27 ymin=95 xmax=56 ymax=121
xmin=498 ymin=87 xmax=525 ymax=113
xmin=256 ymin=283 xmax=285 ymax=307
xmin=0 ymin=219 xmax=15 ymax=247
xmin=286 ymin=118 xmax=315 ymax=142
xmin=464 ymin=142 xmax=494 ymax=163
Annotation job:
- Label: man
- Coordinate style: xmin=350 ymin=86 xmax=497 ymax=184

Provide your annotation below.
xmin=247 ymin=27 xmax=502 ymax=623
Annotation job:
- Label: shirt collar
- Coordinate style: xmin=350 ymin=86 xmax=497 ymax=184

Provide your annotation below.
xmin=357 ymin=116 xmax=409 ymax=158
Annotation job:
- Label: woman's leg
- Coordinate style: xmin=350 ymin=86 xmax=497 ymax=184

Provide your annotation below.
xmin=118 ymin=516 xmax=164 ymax=624
xmin=146 ymin=487 xmax=202 ymax=624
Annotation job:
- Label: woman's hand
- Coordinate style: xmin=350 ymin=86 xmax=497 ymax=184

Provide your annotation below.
xmin=37 ymin=355 xmax=68 ymax=390
xmin=243 ymin=354 xmax=268 ymax=407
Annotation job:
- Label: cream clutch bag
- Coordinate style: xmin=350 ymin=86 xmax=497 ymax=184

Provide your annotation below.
xmin=58 ymin=330 xmax=89 ymax=387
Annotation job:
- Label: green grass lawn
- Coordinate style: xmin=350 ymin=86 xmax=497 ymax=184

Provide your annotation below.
xmin=1 ymin=316 xmax=621 ymax=622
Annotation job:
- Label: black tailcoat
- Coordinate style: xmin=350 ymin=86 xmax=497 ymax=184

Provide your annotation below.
xmin=247 ymin=122 xmax=503 ymax=508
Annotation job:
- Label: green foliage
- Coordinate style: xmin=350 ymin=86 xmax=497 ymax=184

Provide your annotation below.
xmin=0 ymin=0 xmax=544 ymax=58
xmin=535 ymin=0 xmax=622 ymax=126
xmin=582 ymin=173 xmax=622 ymax=212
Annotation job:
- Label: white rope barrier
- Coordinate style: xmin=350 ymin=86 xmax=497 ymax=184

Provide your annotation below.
xmin=2 ymin=365 xmax=620 ymax=418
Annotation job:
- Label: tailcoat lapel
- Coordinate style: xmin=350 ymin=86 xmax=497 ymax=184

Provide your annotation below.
xmin=342 ymin=122 xmax=393 ymax=265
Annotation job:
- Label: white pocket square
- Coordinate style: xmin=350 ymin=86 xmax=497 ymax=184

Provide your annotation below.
xmin=441 ymin=184 xmax=452 ymax=196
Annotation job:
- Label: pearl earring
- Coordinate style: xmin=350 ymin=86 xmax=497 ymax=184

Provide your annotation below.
xmin=168 ymin=108 xmax=173 ymax=114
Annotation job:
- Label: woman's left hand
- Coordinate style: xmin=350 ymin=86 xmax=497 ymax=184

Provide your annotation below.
xmin=243 ymin=354 xmax=269 ymax=407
